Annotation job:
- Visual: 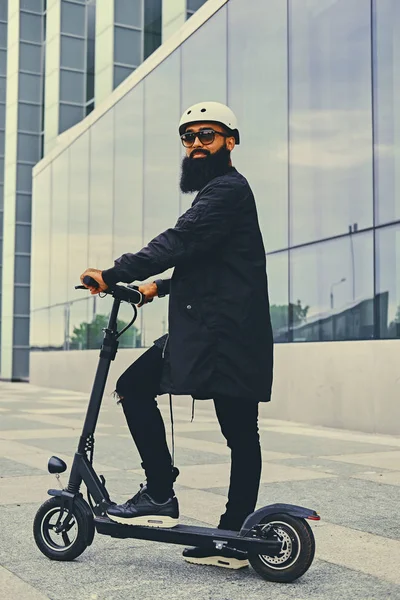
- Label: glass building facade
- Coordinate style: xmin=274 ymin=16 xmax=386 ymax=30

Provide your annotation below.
xmin=0 ymin=0 xmax=208 ymax=380
xmin=30 ymin=0 xmax=400 ymax=362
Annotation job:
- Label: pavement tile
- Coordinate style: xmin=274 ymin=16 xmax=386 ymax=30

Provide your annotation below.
xmin=322 ymin=451 xmax=400 ymax=470
xmin=0 ymin=565 xmax=51 ymax=600
xmin=0 ymin=457 xmax=47 ymax=478
xmin=1 ymin=382 xmax=400 ymax=599
xmin=0 ymin=428 xmax=109 ymax=440
xmin=353 ymin=470 xmax=400 ymax=486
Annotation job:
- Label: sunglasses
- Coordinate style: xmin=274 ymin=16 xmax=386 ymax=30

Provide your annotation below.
xmin=180 ymin=129 xmax=231 ymax=148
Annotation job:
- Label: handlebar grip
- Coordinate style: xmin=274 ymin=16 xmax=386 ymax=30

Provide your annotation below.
xmin=83 ymin=275 xmax=99 ymax=288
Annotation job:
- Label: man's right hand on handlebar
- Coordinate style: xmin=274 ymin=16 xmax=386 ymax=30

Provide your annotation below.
xmin=80 ymin=268 xmax=108 ymax=295
xmin=80 ymin=268 xmax=159 ymax=307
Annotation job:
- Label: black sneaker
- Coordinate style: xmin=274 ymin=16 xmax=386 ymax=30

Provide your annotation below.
xmin=107 ymin=484 xmax=179 ymax=528
xmin=183 ymin=546 xmax=249 ymax=570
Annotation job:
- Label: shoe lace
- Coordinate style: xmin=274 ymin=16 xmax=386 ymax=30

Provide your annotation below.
xmin=122 ymin=483 xmax=146 ymax=508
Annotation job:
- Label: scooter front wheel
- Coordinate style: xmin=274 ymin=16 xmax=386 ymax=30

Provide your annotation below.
xmin=33 ymin=496 xmax=93 ymax=561
xmin=248 ymin=513 xmax=316 ymax=583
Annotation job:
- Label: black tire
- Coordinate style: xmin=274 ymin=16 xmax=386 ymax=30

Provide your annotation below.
xmin=248 ymin=513 xmax=315 ymax=583
xmin=33 ymin=496 xmax=93 ymax=561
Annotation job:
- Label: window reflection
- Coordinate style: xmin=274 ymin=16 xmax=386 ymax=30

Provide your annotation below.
xmin=373 ymin=0 xmax=400 ymax=225
xmin=289 ymin=0 xmax=373 ymax=246
xmin=266 ymin=252 xmax=289 ymax=343
xmin=113 ymin=84 xmax=143 ymax=259
xmin=228 ymin=0 xmax=288 ymax=252
xmin=49 ymin=151 xmax=69 ymax=350
xmin=68 ymin=297 xmax=89 ymax=350
xmin=376 ymin=225 xmax=400 ymax=338
xmin=88 ymin=111 xmax=114 ymax=268
xmin=30 ymin=166 xmax=51 ymax=349
xmin=181 ymin=6 xmax=227 ymax=109
xmin=50 ymin=151 xmax=69 ymax=306
xmin=68 ymin=132 xmax=89 ymax=299
xmin=142 ymin=52 xmax=180 ymax=343
xmin=290 ymin=233 xmax=374 ymax=341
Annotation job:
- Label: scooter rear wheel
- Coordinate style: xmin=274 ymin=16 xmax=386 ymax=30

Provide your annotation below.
xmin=248 ymin=513 xmax=315 ymax=583
xmin=33 ymin=496 xmax=93 ymax=561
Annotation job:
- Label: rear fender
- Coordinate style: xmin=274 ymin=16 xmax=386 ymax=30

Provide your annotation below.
xmin=239 ymin=503 xmax=320 ymax=537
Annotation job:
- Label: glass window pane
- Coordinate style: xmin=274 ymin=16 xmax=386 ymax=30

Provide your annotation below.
xmin=60 ymin=35 xmax=85 ymax=69
xmin=0 ymin=77 xmax=6 ymax=102
xmin=17 ymin=133 xmax=40 ymax=163
xmin=113 ymin=65 xmax=134 ymax=88
xmin=376 ymin=225 xmax=400 ymax=338
xmin=142 ymin=51 xmax=180 ymax=343
xmin=16 ymin=193 xmax=32 ymax=223
xmin=68 ymin=297 xmax=89 ymax=350
xmin=13 ymin=316 xmax=30 ymax=346
xmin=18 ymin=102 xmax=41 ymax=132
xmin=59 ymin=103 xmax=84 ymax=133
xmin=0 ymin=130 xmax=4 ymax=153
xmin=187 ymin=0 xmax=207 ymax=11
xmin=60 ymin=69 xmax=84 ymax=103
xmin=20 ymin=0 xmax=43 ymax=12
xmin=290 ymin=233 xmax=374 ymax=341
xmin=49 ymin=304 xmax=66 ymax=349
xmin=0 ymin=49 xmax=6 ymax=75
xmin=14 ymin=286 xmax=30 ymax=315
xmin=0 ymin=2 xmax=7 ymax=20
xmin=114 ymin=84 xmax=143 ymax=259
xmin=17 ymin=163 xmax=33 ymax=192
xmin=0 ymin=158 xmax=3 ymax=183
xmin=15 ymin=223 xmax=31 ymax=253
xmin=61 ymin=1 xmax=86 ymax=36
xmin=267 ymin=252 xmax=289 ymax=342
xmin=181 ymin=6 xmax=226 ymax=109
xmin=31 ymin=167 xmax=51 ymax=350
xmin=19 ymin=42 xmax=42 ymax=73
xmin=143 ymin=0 xmax=161 ymax=59
xmin=373 ymin=0 xmax=400 ymax=225
xmin=228 ymin=0 xmax=288 ymax=253
xmin=115 ymin=0 xmax=142 ymax=28
xmin=12 ymin=348 xmax=29 ymax=379
xmin=88 ymin=111 xmax=114 ymax=267
xmin=68 ymin=132 xmax=89 ymax=300
xmin=0 ymin=185 xmax=3 ymax=210
xmin=0 ymin=24 xmax=7 ymax=49
xmin=114 ymin=25 xmax=142 ymax=65
xmin=289 ymin=0 xmax=373 ymax=246
xmin=15 ymin=255 xmax=31 ymax=284
xmin=18 ymin=72 xmax=42 ymax=103
xmin=50 ymin=151 xmax=69 ymax=306
xmin=20 ymin=12 xmax=42 ymax=43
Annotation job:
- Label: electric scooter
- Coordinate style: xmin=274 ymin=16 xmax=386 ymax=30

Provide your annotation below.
xmin=33 ymin=276 xmax=320 ymax=583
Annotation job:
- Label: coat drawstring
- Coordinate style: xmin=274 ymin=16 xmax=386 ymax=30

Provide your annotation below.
xmin=168 ymin=395 xmax=196 ymax=467
xmin=191 ymin=398 xmax=195 ymax=422
xmin=169 ymin=393 xmax=175 ymax=467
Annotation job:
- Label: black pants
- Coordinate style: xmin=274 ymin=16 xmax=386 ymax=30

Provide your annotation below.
xmin=116 ymin=344 xmax=262 ymax=532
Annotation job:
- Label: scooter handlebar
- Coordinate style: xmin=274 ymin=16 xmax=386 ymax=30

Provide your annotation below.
xmin=75 ymin=277 xmax=143 ymax=305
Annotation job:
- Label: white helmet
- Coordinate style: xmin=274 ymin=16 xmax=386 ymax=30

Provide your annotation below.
xmin=179 ymin=101 xmax=240 ymax=144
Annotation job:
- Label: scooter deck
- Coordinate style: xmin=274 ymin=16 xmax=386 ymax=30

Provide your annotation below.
xmin=94 ymin=517 xmax=281 ymax=555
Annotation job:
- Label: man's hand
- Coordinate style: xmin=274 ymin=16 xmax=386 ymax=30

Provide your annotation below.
xmin=138 ymin=282 xmax=158 ymax=307
xmin=80 ymin=268 xmax=108 ymax=295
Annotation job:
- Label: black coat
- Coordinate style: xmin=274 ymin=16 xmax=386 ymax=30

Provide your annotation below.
xmin=102 ymin=167 xmax=273 ymax=402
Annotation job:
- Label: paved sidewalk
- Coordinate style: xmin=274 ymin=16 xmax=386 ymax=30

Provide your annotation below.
xmin=0 ymin=381 xmax=400 ymax=600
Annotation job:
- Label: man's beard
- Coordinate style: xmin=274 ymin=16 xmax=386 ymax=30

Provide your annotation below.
xmin=180 ymin=145 xmax=231 ymax=193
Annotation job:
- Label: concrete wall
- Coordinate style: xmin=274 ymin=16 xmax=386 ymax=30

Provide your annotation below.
xmin=30 ymin=340 xmax=400 ymax=436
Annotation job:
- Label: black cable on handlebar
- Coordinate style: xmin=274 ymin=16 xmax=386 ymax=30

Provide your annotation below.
xmin=115 ymin=303 xmax=138 ymax=340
